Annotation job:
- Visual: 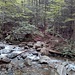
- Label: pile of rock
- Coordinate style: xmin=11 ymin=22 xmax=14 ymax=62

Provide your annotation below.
xmin=0 ymin=41 xmax=75 ymax=75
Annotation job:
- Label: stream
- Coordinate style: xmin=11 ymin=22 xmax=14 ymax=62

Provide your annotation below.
xmin=0 ymin=41 xmax=75 ymax=75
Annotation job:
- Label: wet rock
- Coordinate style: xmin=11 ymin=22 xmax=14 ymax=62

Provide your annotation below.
xmin=66 ymin=64 xmax=75 ymax=71
xmin=7 ymin=53 xmax=18 ymax=59
xmin=17 ymin=56 xmax=22 ymax=60
xmin=21 ymin=52 xmax=29 ymax=59
xmin=27 ymin=54 xmax=40 ymax=61
xmin=57 ymin=64 xmax=66 ymax=75
xmin=13 ymin=58 xmax=24 ymax=69
xmin=0 ymin=54 xmax=11 ymax=64
xmin=11 ymin=57 xmax=24 ymax=69
xmin=0 ymin=49 xmax=14 ymax=54
xmin=12 ymin=46 xmax=24 ymax=51
xmin=32 ymin=51 xmax=38 ymax=56
xmin=0 ymin=41 xmax=75 ymax=75
xmin=7 ymin=50 xmax=26 ymax=59
xmin=24 ymin=58 xmax=32 ymax=66
xmin=21 ymin=54 xmax=27 ymax=59
xmin=0 ymin=46 xmax=5 ymax=50
xmin=0 ymin=45 xmax=16 ymax=54
xmin=19 ymin=63 xmax=24 ymax=69
xmin=8 ymin=69 xmax=13 ymax=75
xmin=7 ymin=52 xmax=20 ymax=59
xmin=39 ymin=56 xmax=50 ymax=64
xmin=5 ymin=45 xmax=15 ymax=50
xmin=0 ymin=58 xmax=11 ymax=64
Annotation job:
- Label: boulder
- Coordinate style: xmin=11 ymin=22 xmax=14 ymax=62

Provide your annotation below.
xmin=66 ymin=64 xmax=75 ymax=71
xmin=32 ymin=51 xmax=38 ymax=56
xmin=0 ymin=54 xmax=11 ymax=64
xmin=21 ymin=52 xmax=28 ymax=59
xmin=7 ymin=53 xmax=18 ymax=59
xmin=36 ymin=48 xmax=41 ymax=52
xmin=24 ymin=58 xmax=32 ymax=66
xmin=57 ymin=64 xmax=66 ymax=75
xmin=33 ymin=41 xmax=44 ymax=49
xmin=40 ymin=47 xmax=49 ymax=55
xmin=39 ymin=55 xmax=50 ymax=64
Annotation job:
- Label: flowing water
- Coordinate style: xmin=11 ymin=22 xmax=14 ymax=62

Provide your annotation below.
xmin=0 ymin=42 xmax=75 ymax=75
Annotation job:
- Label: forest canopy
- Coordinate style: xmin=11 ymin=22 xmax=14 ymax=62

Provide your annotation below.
xmin=0 ymin=0 xmax=75 ymax=40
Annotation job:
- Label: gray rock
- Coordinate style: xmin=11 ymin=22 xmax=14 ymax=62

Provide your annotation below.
xmin=40 ymin=47 xmax=49 ymax=55
xmin=12 ymin=46 xmax=24 ymax=51
xmin=39 ymin=55 xmax=50 ymax=64
xmin=24 ymin=46 xmax=29 ymax=49
xmin=33 ymin=41 xmax=44 ymax=49
xmin=0 ymin=71 xmax=8 ymax=75
xmin=11 ymin=57 xmax=24 ymax=69
xmin=27 ymin=42 xmax=33 ymax=47
xmin=67 ymin=71 xmax=75 ymax=75
xmin=27 ymin=54 xmax=40 ymax=61
xmin=0 ymin=46 xmax=5 ymax=50
xmin=32 ymin=51 xmax=38 ymax=56
xmin=7 ymin=51 xmax=24 ymax=59
xmin=17 ymin=56 xmax=22 ymax=60
xmin=7 ymin=53 xmax=18 ymax=59
xmin=0 ymin=49 xmax=14 ymax=54
xmin=8 ymin=69 xmax=13 ymax=75
xmin=66 ymin=64 xmax=75 ymax=71
xmin=24 ymin=58 xmax=32 ymax=66
xmin=8 ymin=64 xmax=13 ymax=70
xmin=36 ymin=48 xmax=41 ymax=52
xmin=0 ymin=54 xmax=11 ymax=64
xmin=21 ymin=52 xmax=29 ymax=59
xmin=57 ymin=64 xmax=66 ymax=75
xmin=19 ymin=42 xmax=27 ymax=47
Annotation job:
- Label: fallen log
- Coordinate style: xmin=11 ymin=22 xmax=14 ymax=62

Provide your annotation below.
xmin=49 ymin=49 xmax=61 ymax=54
xmin=49 ymin=49 xmax=75 ymax=58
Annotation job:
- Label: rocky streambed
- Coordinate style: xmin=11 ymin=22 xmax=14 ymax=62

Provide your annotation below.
xmin=0 ymin=41 xmax=75 ymax=75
